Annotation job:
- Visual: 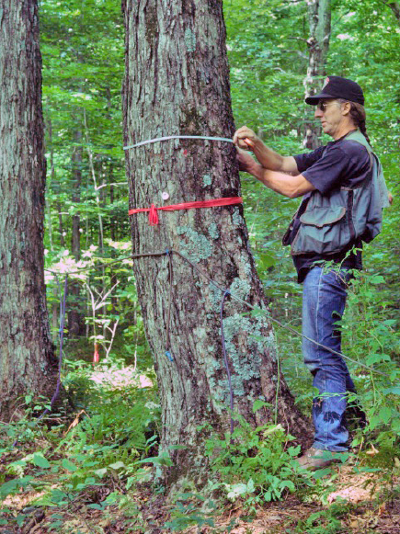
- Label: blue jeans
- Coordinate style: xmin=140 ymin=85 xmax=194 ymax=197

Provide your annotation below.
xmin=302 ymin=266 xmax=355 ymax=451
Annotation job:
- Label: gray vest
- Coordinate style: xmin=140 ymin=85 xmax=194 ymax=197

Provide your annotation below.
xmin=283 ymin=130 xmax=389 ymax=256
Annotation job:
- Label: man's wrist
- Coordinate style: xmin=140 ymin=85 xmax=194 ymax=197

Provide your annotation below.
xmin=252 ymin=137 xmax=264 ymax=152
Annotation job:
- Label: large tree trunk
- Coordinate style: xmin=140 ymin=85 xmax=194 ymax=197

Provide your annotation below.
xmin=122 ymin=0 xmax=310 ymax=485
xmin=0 ymin=0 xmax=59 ymax=420
xmin=303 ymin=0 xmax=331 ymax=149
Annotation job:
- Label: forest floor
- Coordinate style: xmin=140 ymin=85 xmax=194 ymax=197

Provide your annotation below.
xmin=129 ymin=469 xmax=400 ymax=534
xmin=2 ymin=362 xmax=399 ymax=533
xmin=1 ymin=453 xmax=399 ymax=534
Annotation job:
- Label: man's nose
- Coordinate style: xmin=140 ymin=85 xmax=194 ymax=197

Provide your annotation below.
xmin=315 ymin=107 xmax=323 ymax=118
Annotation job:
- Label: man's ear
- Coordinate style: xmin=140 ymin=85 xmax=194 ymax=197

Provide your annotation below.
xmin=341 ymin=101 xmax=351 ymax=116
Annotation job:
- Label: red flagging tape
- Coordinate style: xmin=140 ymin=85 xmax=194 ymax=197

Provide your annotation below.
xmin=128 ymin=197 xmax=243 ymax=226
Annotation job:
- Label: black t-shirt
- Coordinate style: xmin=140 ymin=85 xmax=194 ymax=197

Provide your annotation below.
xmin=292 ymin=133 xmax=370 ymax=283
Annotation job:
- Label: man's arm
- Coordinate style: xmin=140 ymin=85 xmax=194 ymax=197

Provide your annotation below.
xmin=252 ymin=164 xmax=316 ymax=198
xmin=233 ymin=126 xmax=299 ymax=174
xmin=237 ymin=148 xmax=315 ymax=198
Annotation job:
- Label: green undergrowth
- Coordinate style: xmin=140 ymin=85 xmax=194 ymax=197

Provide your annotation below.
xmin=1 ymin=389 xmax=399 ymax=533
xmin=0 ymin=353 xmax=160 ymax=532
xmin=1 ymin=268 xmax=400 ymax=532
xmin=203 ymin=409 xmax=311 ymax=508
xmin=286 ymin=502 xmax=356 ymax=534
xmin=274 ymin=267 xmax=400 ymax=452
xmin=340 ymin=270 xmax=400 ymax=452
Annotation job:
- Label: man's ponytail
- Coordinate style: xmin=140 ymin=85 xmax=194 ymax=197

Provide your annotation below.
xmin=338 ymin=99 xmax=371 ymax=145
xmin=349 ymin=102 xmax=371 ymax=145
xmin=357 ymin=119 xmax=371 ymax=146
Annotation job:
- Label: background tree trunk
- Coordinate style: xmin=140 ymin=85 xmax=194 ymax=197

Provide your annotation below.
xmin=122 ymin=0 xmax=310 ymax=484
xmin=386 ymin=1 xmax=400 ymax=24
xmin=68 ymin=126 xmax=85 ymax=337
xmin=0 ymin=0 xmax=59 ymax=420
xmin=303 ymin=0 xmax=331 ymax=149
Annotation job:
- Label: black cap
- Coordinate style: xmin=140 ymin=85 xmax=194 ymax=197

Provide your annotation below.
xmin=305 ymin=76 xmax=365 ymax=106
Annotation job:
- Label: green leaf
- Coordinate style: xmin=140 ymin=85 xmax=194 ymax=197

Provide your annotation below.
xmin=257 ymin=252 xmax=276 ymax=270
xmin=138 ymin=453 xmax=173 ymax=467
xmin=279 ymin=480 xmax=295 ymax=492
xmin=16 ymin=515 xmax=25 ymax=527
xmin=311 ymin=468 xmax=332 ymax=479
xmin=252 ymin=399 xmax=272 ymax=413
xmin=0 ymin=479 xmax=21 ymax=499
xmin=108 ymin=461 xmax=126 ymax=470
xmin=49 ymin=521 xmax=64 ymax=529
xmin=378 ymin=407 xmax=392 ymax=424
xmin=49 ymin=489 xmax=69 ymax=505
xmin=384 ymin=387 xmax=400 ymax=395
xmin=0 ymin=476 xmax=33 ymax=499
xmin=32 ymin=454 xmax=51 ymax=469
xmin=366 ymin=352 xmax=391 ymax=365
xmin=369 ymin=275 xmax=385 ymax=284
xmin=62 ymin=459 xmax=77 ymax=472
xmin=288 ymin=445 xmax=301 ymax=457
xmin=226 ymin=482 xmax=248 ymax=500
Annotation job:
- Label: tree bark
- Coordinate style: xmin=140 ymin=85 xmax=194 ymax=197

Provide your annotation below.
xmin=303 ymin=0 xmax=331 ymax=149
xmin=122 ymin=0 xmax=310 ymax=485
xmin=0 ymin=0 xmax=59 ymax=420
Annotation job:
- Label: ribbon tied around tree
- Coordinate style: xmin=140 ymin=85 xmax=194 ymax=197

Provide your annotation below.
xmin=129 ymin=197 xmax=243 ymax=226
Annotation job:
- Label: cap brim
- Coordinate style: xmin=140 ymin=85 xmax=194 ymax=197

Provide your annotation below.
xmin=305 ymin=92 xmax=335 ymax=105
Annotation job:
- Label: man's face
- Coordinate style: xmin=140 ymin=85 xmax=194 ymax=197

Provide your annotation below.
xmin=314 ymin=99 xmax=344 ymax=138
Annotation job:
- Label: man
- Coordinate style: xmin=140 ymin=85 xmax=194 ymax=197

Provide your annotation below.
xmin=233 ymin=76 xmax=388 ymax=470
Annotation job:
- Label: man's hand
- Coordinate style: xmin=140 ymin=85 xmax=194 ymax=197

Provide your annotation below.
xmin=233 ymin=126 xmax=259 ymax=151
xmin=236 ymin=147 xmax=258 ymax=174
xmin=233 ymin=125 xmax=299 ymax=175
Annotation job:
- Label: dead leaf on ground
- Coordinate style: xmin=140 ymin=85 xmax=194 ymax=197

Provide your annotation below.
xmin=64 ymin=409 xmax=88 ymax=435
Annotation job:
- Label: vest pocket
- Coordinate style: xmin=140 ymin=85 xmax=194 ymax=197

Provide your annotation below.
xmin=300 ymin=206 xmax=346 ymax=227
xmin=291 ymin=206 xmax=350 ymax=255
